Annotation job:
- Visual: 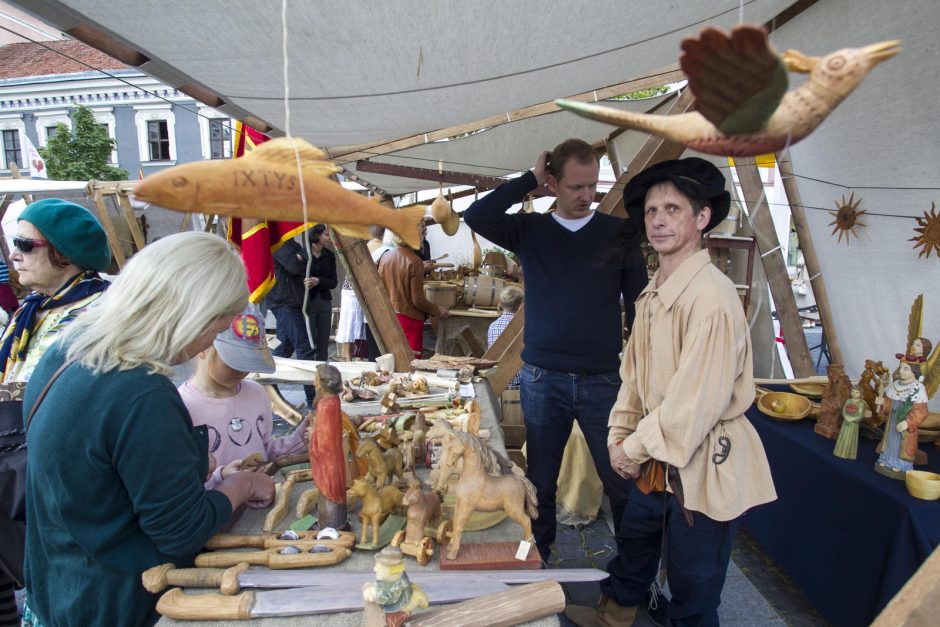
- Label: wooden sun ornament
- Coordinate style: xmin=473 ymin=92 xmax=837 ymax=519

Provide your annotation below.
xmin=910 ymin=201 xmax=940 ymax=259
xmin=828 ymin=192 xmax=866 ymax=245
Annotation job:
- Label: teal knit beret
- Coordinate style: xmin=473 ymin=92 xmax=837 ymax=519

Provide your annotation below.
xmin=19 ymin=198 xmax=112 ymax=271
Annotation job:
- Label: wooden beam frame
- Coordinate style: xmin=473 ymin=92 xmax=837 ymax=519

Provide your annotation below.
xmin=776 ymin=149 xmax=844 ymax=366
xmin=87 ymin=181 xmax=126 ymax=269
xmin=330 ymin=64 xmax=685 ymax=164
xmin=597 ymin=87 xmax=695 ymax=218
xmin=354 ymin=161 xmax=605 ymax=203
xmin=331 ymin=231 xmax=413 ymax=372
xmin=735 ymin=158 xmax=815 ymax=377
xmin=481 ymin=306 xmax=524 ymax=397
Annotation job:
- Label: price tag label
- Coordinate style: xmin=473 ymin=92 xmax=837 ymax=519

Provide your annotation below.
xmin=459 ymin=383 xmax=475 ymax=398
xmin=515 ymin=539 xmax=532 ymax=561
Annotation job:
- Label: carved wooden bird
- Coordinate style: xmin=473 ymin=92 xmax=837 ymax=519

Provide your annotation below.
xmin=556 ymin=24 xmax=900 ymax=157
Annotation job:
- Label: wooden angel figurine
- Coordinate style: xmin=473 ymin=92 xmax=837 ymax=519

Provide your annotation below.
xmin=362 ymin=546 xmax=428 ymax=627
xmin=897 ymin=296 xmax=940 ymax=449
xmin=834 ymin=386 xmax=870 ymax=460
xmin=309 ymin=364 xmax=348 ymax=530
xmin=815 ymin=363 xmax=852 ymax=439
xmin=874 ymin=357 xmax=928 ymax=479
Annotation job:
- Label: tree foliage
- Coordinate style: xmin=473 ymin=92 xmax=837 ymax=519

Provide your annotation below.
xmin=38 ymin=105 xmax=128 ymax=180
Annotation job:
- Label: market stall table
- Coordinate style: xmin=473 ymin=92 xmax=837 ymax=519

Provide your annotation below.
xmin=157 ymin=376 xmax=560 ymax=626
xmin=744 ymin=389 xmax=940 ymax=627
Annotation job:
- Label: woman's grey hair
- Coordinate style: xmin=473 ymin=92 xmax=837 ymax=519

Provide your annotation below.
xmin=63 ymin=231 xmax=248 ymax=375
xmin=498 ymin=285 xmax=524 ymax=313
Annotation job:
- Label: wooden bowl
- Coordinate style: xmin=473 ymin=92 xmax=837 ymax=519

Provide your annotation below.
xmin=905 ymin=470 xmax=940 ymax=500
xmin=789 ymin=382 xmax=826 ymax=398
xmin=757 ymin=391 xmax=813 ymax=421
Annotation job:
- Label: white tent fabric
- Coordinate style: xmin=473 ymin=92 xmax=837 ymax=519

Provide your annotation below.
xmin=770 ymin=0 xmax=940 ymax=407
xmin=9 ymin=0 xmax=940 ymax=408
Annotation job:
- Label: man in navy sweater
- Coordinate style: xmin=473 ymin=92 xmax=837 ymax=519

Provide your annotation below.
xmin=464 ymin=138 xmax=648 ymax=561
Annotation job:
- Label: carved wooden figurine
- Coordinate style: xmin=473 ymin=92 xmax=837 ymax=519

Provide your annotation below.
xmin=440 ymin=431 xmax=537 ymax=561
xmin=834 ymin=386 xmax=869 ymax=460
xmin=860 ymin=359 xmax=889 ymax=427
xmin=349 ymin=478 xmax=404 ymax=546
xmin=815 ymin=363 xmax=852 ymax=439
xmin=309 ymin=364 xmax=348 ymax=531
xmin=357 ymin=437 xmax=403 ymax=487
xmin=875 ymin=356 xmax=929 ymax=479
xmin=391 ymin=480 xmax=443 ymax=565
xmin=362 ymin=546 xmax=428 ymax=627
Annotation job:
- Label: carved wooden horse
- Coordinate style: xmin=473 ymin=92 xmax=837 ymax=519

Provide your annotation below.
xmin=441 ymin=431 xmax=537 ymax=560
xmin=355 ymin=437 xmax=403 ymax=487
xmin=348 ymin=478 xmax=403 ymax=546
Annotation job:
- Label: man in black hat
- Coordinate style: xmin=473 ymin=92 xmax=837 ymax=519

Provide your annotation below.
xmin=566 ymin=158 xmax=775 ymax=627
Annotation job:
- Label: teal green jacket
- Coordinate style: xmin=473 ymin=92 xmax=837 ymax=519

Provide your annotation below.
xmin=23 ymin=345 xmax=232 ymax=626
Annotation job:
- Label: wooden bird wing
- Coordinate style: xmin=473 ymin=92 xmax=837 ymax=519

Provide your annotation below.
xmin=907 ymin=294 xmax=923 ymax=350
xmin=924 ymin=345 xmax=939 ymax=399
xmin=679 ymin=24 xmax=788 ymax=134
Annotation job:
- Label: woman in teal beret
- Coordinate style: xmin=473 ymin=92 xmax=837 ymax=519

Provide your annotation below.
xmin=0 ymin=198 xmax=112 ymax=383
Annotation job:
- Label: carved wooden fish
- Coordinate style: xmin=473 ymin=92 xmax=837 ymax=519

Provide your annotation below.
xmin=556 ymin=25 xmax=900 ymax=157
xmin=134 ymin=137 xmax=425 ymax=249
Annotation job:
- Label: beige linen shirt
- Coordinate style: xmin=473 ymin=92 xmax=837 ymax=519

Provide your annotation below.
xmin=608 ymin=249 xmax=776 ymax=521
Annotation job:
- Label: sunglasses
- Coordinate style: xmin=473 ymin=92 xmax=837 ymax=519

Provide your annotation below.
xmin=12 ymin=237 xmax=49 ymax=254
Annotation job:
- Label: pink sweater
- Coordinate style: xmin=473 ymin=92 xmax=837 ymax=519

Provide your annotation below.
xmin=178 ymin=378 xmax=307 ymax=489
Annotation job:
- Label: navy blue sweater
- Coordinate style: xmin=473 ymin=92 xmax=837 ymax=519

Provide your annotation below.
xmin=464 ymin=171 xmax=648 ymax=373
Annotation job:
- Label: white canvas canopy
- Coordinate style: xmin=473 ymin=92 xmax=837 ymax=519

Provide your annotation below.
xmin=6 ymin=0 xmax=940 ymax=396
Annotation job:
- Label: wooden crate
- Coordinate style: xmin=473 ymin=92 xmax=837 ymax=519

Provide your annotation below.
xmin=500 ymin=388 xmax=524 ymax=426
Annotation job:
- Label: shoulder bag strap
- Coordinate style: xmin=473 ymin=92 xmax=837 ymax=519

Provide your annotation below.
xmin=24 ymin=359 xmax=76 ymax=432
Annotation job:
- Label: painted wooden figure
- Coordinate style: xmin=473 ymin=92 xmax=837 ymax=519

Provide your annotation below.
xmin=309 ymin=363 xmax=348 ymax=530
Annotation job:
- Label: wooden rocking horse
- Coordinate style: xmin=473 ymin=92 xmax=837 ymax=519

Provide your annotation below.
xmin=440 ymin=431 xmax=537 ymax=560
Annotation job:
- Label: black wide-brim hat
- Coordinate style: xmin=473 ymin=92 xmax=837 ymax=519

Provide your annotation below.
xmin=623 ymin=157 xmax=731 ymax=233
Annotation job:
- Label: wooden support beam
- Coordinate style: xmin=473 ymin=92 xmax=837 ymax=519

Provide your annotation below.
xmin=481 ymin=306 xmax=525 ymax=397
xmin=9 ymin=165 xmax=33 ymax=205
xmin=355 ymin=161 xmax=605 ymax=203
xmin=459 ymin=327 xmax=485 ymax=358
xmin=735 ymin=158 xmax=814 ymax=377
xmin=776 ymin=149 xmax=844 ymax=366
xmin=330 ymin=231 xmax=413 ymax=372
xmin=330 ymin=64 xmax=685 ymax=164
xmin=115 ymin=189 xmax=147 ymax=251
xmin=872 ymin=544 xmax=940 ymax=627
xmin=597 ymin=87 xmax=695 ymax=218
xmin=87 ymin=182 xmax=126 ymax=269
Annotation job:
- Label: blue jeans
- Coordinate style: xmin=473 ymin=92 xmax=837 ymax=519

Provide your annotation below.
xmin=270 ymin=306 xmax=316 ymax=404
xmin=603 ymin=484 xmax=740 ymax=627
xmin=519 ymin=363 xmax=631 ymax=558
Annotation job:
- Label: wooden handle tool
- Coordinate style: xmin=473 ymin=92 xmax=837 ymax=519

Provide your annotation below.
xmin=195 ymin=545 xmax=351 ymax=569
xmin=157 ymin=588 xmax=255 ymax=620
xmin=141 ymin=562 xmax=249 ymax=595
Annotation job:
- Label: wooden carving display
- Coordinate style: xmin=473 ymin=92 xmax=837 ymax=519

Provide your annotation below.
xmin=362 ymin=546 xmax=429 ymax=627
xmin=829 ymin=192 xmax=866 ymax=245
xmin=555 ymin=24 xmax=900 ymax=157
xmin=860 ymin=359 xmax=889 ymax=427
xmin=310 ymin=364 xmax=348 ymax=531
xmin=349 ymin=479 xmax=404 ymax=546
xmin=815 ymin=364 xmax=852 ymax=439
xmin=133 ymin=137 xmax=426 ymax=249
xmin=390 ymin=480 xmax=445 ymax=565
xmin=903 ymin=295 xmax=939 ymax=400
xmin=910 ymin=202 xmax=940 ymax=259
xmin=440 ymin=431 xmax=537 ymax=561
xmin=357 ymin=438 xmax=404 ymax=487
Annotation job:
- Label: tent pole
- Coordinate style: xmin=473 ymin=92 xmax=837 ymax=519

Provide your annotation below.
xmin=776 ymin=149 xmax=844 ymax=366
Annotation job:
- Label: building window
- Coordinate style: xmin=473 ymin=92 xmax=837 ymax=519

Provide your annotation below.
xmin=2 ymin=130 xmax=22 ymax=169
xmin=147 ymin=120 xmax=171 ymax=161
xmin=45 ymin=125 xmax=61 ymax=141
xmin=209 ymin=119 xmax=232 ymax=159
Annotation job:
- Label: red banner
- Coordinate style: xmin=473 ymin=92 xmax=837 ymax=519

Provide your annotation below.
xmin=227 ymin=121 xmax=311 ymax=303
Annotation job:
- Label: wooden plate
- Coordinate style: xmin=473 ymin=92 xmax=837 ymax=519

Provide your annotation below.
xmin=789 ymin=382 xmax=825 ymax=398
xmin=757 ymin=391 xmax=813 ymax=422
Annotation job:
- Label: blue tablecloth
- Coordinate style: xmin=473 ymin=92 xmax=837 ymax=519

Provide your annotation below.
xmin=745 ymin=393 xmax=940 ymax=627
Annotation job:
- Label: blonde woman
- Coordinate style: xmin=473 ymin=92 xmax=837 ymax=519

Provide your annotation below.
xmin=21 ymin=232 xmax=275 ymax=627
